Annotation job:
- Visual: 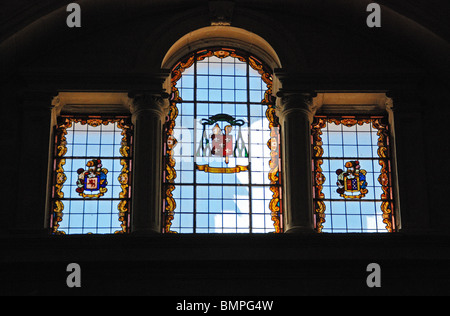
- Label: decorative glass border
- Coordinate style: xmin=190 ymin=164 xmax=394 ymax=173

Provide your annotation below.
xmin=311 ymin=116 xmax=395 ymax=233
xmin=163 ymin=48 xmax=282 ymax=233
xmin=51 ymin=116 xmax=133 ymax=235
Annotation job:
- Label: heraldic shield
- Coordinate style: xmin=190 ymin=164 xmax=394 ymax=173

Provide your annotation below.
xmin=336 ymin=160 xmax=368 ymax=199
xmin=76 ymin=159 xmax=108 ymax=198
xmin=196 ymin=114 xmax=249 ymax=174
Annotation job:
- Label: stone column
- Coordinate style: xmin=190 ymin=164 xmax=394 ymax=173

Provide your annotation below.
xmin=276 ymin=91 xmax=317 ymax=233
xmin=129 ymin=92 xmax=169 ymax=234
xmin=387 ymin=90 xmax=431 ymax=233
xmin=15 ymin=91 xmax=58 ymax=235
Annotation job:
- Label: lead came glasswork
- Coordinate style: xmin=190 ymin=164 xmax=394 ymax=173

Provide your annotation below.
xmin=163 ymin=48 xmax=282 ymax=233
xmin=196 ymin=113 xmax=248 ymax=173
xmin=336 ymin=160 xmax=368 ymax=199
xmin=76 ymin=159 xmax=108 ymax=198
xmin=51 ymin=117 xmax=133 ymax=235
xmin=312 ymin=116 xmax=395 ymax=233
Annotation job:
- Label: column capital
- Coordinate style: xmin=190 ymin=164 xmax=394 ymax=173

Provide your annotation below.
xmin=128 ymin=91 xmax=170 ymax=120
xmin=275 ymin=90 xmax=319 ymax=119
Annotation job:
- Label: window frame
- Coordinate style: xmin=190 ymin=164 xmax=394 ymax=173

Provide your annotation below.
xmin=311 ymin=101 xmax=399 ymax=233
xmin=50 ymin=115 xmax=134 ymax=235
xmin=162 ymin=47 xmax=283 ymax=234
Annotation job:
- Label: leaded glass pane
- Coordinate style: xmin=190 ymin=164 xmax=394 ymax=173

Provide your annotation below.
xmin=312 ymin=116 xmax=395 ymax=233
xmin=51 ymin=116 xmax=133 ymax=235
xmin=163 ymin=48 xmax=282 ymax=233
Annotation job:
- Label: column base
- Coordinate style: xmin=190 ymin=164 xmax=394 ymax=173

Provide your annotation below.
xmin=284 ymin=226 xmax=315 ymax=234
xmin=130 ymin=229 xmax=161 ymax=236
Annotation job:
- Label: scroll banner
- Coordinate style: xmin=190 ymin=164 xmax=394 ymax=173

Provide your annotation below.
xmin=195 ymin=164 xmax=249 ymax=174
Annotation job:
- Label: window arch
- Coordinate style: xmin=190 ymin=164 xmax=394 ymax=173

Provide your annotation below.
xmin=163 ymin=48 xmax=282 ymax=233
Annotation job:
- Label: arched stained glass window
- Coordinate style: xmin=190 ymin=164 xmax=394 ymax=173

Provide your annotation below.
xmin=163 ymin=48 xmax=282 ymax=233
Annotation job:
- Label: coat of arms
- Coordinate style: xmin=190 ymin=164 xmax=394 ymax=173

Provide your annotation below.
xmin=336 ymin=160 xmax=368 ymax=199
xmin=76 ymin=159 xmax=108 ymax=198
xmin=196 ymin=114 xmax=249 ymax=173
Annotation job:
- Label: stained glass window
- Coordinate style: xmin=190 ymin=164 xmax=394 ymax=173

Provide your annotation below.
xmin=163 ymin=48 xmax=282 ymax=233
xmin=50 ymin=116 xmax=133 ymax=234
xmin=312 ymin=116 xmax=396 ymax=233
